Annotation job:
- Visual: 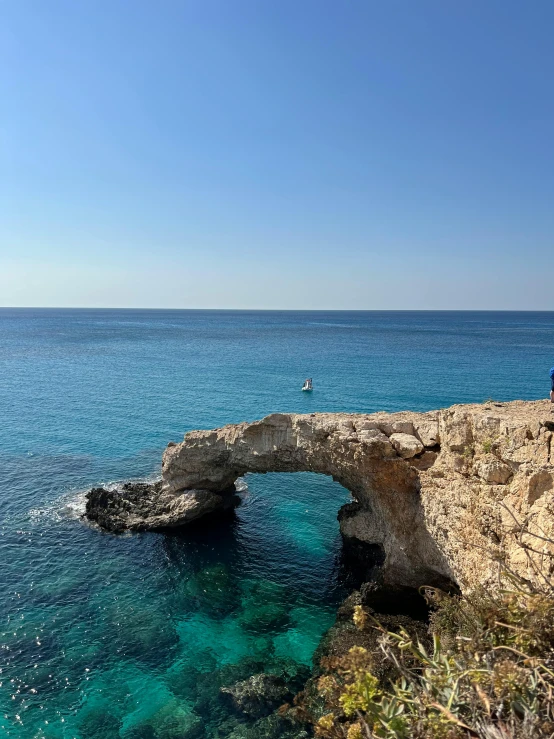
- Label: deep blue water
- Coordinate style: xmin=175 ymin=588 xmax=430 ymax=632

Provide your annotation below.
xmin=0 ymin=309 xmax=553 ymax=738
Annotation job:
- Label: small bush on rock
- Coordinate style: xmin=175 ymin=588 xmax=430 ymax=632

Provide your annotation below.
xmin=481 ymin=438 xmax=493 ymax=454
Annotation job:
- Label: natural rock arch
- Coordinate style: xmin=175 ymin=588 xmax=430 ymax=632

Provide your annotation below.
xmin=86 ymin=401 xmax=554 ymax=590
xmin=86 ymin=401 xmax=554 ymax=593
xmin=162 ymin=412 xmax=453 ymax=590
xmin=87 ymin=410 xmax=453 ymax=590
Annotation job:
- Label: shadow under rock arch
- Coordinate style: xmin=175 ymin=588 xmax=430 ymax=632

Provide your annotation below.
xmin=160 ymin=472 xmax=354 ymax=605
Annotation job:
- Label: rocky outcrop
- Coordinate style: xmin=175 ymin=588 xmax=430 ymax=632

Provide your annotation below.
xmin=85 ymin=400 xmax=554 ymax=592
xmin=85 ymin=481 xmax=238 ymax=533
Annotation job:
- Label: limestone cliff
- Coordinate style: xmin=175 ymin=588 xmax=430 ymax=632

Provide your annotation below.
xmin=85 ymin=400 xmax=554 ymax=593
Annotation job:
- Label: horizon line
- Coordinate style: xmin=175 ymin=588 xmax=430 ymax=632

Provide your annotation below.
xmin=1 ymin=307 xmax=553 ymax=313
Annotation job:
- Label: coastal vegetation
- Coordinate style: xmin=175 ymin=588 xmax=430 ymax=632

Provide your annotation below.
xmin=295 ymin=524 xmax=554 ymax=739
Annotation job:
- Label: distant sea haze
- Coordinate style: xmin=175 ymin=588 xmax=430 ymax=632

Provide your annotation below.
xmin=0 ymin=309 xmax=552 ymax=738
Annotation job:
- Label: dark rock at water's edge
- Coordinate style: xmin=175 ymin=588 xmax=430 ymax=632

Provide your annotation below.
xmin=84 ymin=481 xmax=239 ymax=533
xmin=182 ymin=657 xmax=310 ymax=738
xmin=358 ymin=578 xmax=460 ymax=621
xmin=85 ymin=481 xmax=161 ymax=532
xmin=312 ymin=587 xmax=431 ymax=674
xmin=289 ymin=585 xmax=433 ymax=731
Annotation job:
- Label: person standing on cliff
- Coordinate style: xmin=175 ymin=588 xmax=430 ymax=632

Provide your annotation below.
xmin=550 ymin=367 xmax=554 ymax=411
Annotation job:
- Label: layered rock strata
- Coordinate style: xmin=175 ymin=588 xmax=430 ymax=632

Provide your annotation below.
xmin=85 ymin=400 xmax=554 ymax=592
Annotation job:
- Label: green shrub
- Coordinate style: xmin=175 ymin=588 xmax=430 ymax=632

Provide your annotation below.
xmin=481 ymin=439 xmax=493 ymax=454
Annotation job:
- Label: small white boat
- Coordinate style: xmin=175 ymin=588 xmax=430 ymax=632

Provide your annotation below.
xmin=301 ymin=378 xmax=313 ymax=392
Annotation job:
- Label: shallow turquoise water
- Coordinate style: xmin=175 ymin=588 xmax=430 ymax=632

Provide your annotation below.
xmin=1 ymin=309 xmax=553 ymax=738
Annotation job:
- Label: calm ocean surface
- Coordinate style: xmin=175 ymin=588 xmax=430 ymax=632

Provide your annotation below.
xmin=1 ymin=309 xmax=553 ymax=738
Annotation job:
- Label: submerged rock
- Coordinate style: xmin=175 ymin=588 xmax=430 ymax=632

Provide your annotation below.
xmin=179 ymin=563 xmax=239 ymax=617
xmin=165 ymin=660 xmax=204 ymax=702
xmin=122 ymin=700 xmax=204 ymax=739
xmin=225 ymin=713 xmax=309 ymax=739
xmin=77 ymin=704 xmax=122 ymax=739
xmin=193 ymin=658 xmax=268 ymax=726
xmin=221 ymin=673 xmax=292 ymax=718
xmin=238 ymin=580 xmax=291 ymax=635
xmin=238 ymin=602 xmax=290 ymax=634
xmin=146 ymin=701 xmax=204 ymax=739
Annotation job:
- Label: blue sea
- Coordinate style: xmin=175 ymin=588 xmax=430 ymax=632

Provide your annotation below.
xmin=1 ymin=309 xmax=553 ymax=739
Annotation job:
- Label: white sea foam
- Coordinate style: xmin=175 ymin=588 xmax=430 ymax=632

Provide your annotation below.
xmin=59 ymin=490 xmax=88 ymax=518
xmin=29 ymin=474 xmax=162 ymax=525
xmin=29 ymin=489 xmax=88 ymax=524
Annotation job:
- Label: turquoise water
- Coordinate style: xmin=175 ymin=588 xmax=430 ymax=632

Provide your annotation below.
xmin=1 ymin=309 xmax=553 ymax=738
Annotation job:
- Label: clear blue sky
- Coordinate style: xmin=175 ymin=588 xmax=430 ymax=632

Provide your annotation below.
xmin=2 ymin=1 xmax=553 ymax=309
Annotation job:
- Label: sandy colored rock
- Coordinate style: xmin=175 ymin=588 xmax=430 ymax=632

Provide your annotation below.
xmin=414 ymin=418 xmax=439 ymax=447
xmin=475 ymin=458 xmax=513 ymax=484
xmin=439 ymin=409 xmax=474 ymax=452
xmin=389 ymin=433 xmax=424 ymax=459
xmin=86 ymin=400 xmax=554 ymax=594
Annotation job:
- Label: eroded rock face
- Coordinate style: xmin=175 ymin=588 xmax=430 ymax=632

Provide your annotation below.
xmin=421 ymin=401 xmax=554 ymax=591
xmin=85 ymin=400 xmax=554 ymax=592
